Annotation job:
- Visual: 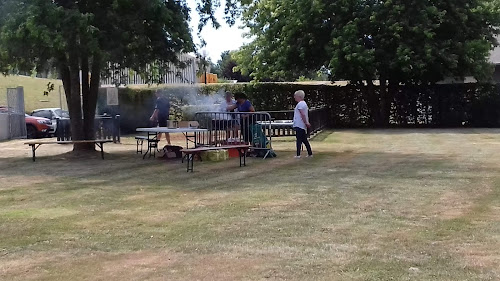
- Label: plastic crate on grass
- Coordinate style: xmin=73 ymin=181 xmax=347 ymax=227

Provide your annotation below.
xmin=200 ymin=150 xmax=229 ymax=162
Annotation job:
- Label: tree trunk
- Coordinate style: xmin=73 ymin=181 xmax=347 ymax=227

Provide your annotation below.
xmin=366 ymin=80 xmax=380 ymax=126
xmin=83 ymin=54 xmax=101 ymax=140
xmin=82 ymin=53 xmax=99 ymax=140
xmin=77 ymin=53 xmax=95 ymax=150
xmin=387 ymin=79 xmax=399 ymax=126
xmin=60 ymin=64 xmax=72 ymax=111
xmin=379 ymin=78 xmax=390 ymax=126
xmin=67 ymin=36 xmax=87 ymax=151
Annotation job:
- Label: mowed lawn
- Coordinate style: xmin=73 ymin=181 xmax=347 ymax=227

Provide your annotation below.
xmin=1 ymin=130 xmax=500 ymax=280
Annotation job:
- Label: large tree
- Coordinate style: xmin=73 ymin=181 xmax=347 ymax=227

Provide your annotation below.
xmin=0 ymin=0 xmax=204 ymax=150
xmin=216 ymin=50 xmax=251 ymax=82
xmin=231 ymin=0 xmax=332 ymax=81
xmin=232 ymin=0 xmax=500 ymax=124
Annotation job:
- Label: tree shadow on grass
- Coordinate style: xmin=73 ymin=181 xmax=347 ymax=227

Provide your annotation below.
xmin=0 ymin=148 xmax=498 ymax=196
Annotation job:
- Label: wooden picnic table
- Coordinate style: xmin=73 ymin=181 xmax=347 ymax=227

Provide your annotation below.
xmin=181 ymin=145 xmax=251 ymax=172
xmin=24 ymin=140 xmax=114 ymax=162
xmin=135 ymin=127 xmax=208 ymax=159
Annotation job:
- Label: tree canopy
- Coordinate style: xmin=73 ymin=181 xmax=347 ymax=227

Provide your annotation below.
xmin=214 ymin=50 xmax=251 ymax=82
xmin=232 ymin=0 xmax=500 ymax=84
xmin=0 ymin=0 xmax=202 ymax=150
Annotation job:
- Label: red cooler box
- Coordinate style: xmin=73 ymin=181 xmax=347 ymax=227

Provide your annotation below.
xmin=223 ymin=139 xmax=245 ymax=158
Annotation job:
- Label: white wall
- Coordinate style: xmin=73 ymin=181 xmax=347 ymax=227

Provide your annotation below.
xmin=0 ymin=114 xmax=9 ymax=140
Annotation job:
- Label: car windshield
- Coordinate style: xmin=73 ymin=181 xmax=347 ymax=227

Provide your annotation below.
xmin=55 ymin=109 xmax=70 ymax=118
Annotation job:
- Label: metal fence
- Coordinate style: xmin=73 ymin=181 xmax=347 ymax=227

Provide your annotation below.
xmin=6 ymin=87 xmax=27 ymax=139
xmin=194 ymin=112 xmax=275 ymax=158
xmin=56 ymin=115 xmax=121 ymax=142
xmin=266 ymin=107 xmax=328 ymax=137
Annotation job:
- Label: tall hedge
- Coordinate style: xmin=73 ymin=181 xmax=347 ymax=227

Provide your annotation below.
xmin=102 ymin=83 xmax=500 ymax=133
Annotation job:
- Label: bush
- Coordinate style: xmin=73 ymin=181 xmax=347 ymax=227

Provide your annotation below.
xmin=106 ymin=83 xmax=500 ymax=133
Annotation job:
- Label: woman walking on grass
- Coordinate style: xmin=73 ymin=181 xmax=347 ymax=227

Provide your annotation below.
xmin=293 ymin=90 xmax=313 ymax=158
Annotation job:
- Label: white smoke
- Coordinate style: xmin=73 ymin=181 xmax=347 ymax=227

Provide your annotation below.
xmin=156 ymin=86 xmax=227 ymax=120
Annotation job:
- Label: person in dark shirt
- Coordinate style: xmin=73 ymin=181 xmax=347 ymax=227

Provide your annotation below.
xmin=229 ymin=92 xmax=255 ymax=143
xmin=150 ymin=91 xmax=171 ymax=145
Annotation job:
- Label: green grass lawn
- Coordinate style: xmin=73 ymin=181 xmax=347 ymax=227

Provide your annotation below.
xmin=1 ymin=130 xmax=500 ymax=280
xmin=0 ymin=75 xmax=64 ymax=112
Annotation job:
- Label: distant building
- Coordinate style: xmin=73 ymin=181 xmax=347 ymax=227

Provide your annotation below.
xmin=439 ymin=38 xmax=500 ymax=84
xmin=489 ymin=37 xmax=500 ymax=83
xmin=101 ymin=53 xmax=199 ymax=86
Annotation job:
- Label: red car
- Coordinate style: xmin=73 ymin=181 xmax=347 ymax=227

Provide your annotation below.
xmin=25 ymin=114 xmax=52 ymax=138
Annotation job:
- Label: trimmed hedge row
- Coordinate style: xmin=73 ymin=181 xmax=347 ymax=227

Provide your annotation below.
xmin=98 ymin=83 xmax=500 ymax=133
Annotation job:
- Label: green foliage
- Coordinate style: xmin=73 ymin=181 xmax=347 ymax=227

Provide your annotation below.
xmin=233 ymin=0 xmax=500 ymax=84
xmin=233 ymin=0 xmax=331 ymax=81
xmin=118 ymin=82 xmax=500 ymax=131
xmin=215 ymin=51 xmax=251 ymax=82
xmin=0 ymin=0 xmax=213 ymax=144
xmin=43 ymin=82 xmax=55 ymax=97
xmin=0 ymin=0 xmax=195 ymax=78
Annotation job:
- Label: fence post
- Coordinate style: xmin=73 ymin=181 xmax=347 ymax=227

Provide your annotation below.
xmin=114 ymin=115 xmax=121 ymax=143
xmin=56 ymin=119 xmax=62 ymax=141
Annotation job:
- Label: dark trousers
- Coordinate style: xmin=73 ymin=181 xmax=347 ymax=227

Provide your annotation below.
xmin=295 ymin=127 xmax=312 ymax=156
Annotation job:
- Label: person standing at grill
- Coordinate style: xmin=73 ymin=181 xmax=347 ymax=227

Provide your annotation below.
xmin=150 ymin=90 xmax=171 ymax=145
xmin=228 ymin=92 xmax=255 ymax=143
xmin=219 ymin=91 xmax=239 ymax=138
xmin=293 ymin=90 xmax=312 ymax=158
xmin=220 ymin=91 xmax=237 ymax=113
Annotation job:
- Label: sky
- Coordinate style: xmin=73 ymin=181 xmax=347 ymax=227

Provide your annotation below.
xmin=186 ymin=0 xmax=251 ymax=63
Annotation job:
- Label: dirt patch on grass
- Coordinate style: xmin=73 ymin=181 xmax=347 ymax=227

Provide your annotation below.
xmin=432 ymin=191 xmax=476 ymax=220
xmin=457 ymin=245 xmax=500 ymax=278
xmin=0 ymin=252 xmax=71 ymax=281
xmin=258 ymin=194 xmax=306 ymax=212
xmin=0 ymin=251 xmax=267 ymax=281
xmin=0 ymin=175 xmax=54 ymax=190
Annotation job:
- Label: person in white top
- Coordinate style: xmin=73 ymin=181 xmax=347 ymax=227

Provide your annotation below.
xmin=293 ymin=90 xmax=312 ymax=158
xmin=219 ymin=91 xmax=239 ymax=138
xmin=219 ymin=91 xmax=237 ymax=114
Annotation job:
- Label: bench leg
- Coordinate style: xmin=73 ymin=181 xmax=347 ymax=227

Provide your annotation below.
xmin=136 ymin=140 xmax=143 ymax=154
xmin=31 ymin=144 xmax=36 ymax=162
xmin=96 ymin=142 xmax=104 ymax=159
xmin=186 ymin=154 xmax=195 ymax=172
xmin=29 ymin=144 xmax=41 ymax=162
xmin=144 ymin=140 xmax=156 ymax=159
xmin=238 ymin=149 xmax=247 ymax=167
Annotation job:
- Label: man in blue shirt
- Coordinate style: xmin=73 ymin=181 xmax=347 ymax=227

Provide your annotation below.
xmin=150 ymin=91 xmax=171 ymax=145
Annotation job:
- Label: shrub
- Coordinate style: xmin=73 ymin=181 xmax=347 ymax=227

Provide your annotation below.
xmin=105 ymin=83 xmax=500 ymax=133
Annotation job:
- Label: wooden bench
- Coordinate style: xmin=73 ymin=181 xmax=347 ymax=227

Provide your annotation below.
xmin=24 ymin=140 xmax=114 ymax=162
xmin=135 ymin=136 xmax=148 ymax=154
xmin=181 ymin=145 xmax=251 ymax=172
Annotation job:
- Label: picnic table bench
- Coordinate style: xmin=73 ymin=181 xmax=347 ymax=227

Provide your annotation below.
xmin=181 ymin=145 xmax=251 ymax=172
xmin=24 ymin=140 xmax=114 ymax=162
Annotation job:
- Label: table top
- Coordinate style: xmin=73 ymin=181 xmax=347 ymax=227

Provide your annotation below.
xmin=25 ymin=140 xmax=114 ymax=145
xmin=136 ymin=127 xmax=208 ymax=133
xmin=181 ymin=145 xmax=251 ymax=153
xmin=257 ymin=121 xmax=293 ymax=127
